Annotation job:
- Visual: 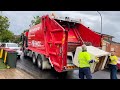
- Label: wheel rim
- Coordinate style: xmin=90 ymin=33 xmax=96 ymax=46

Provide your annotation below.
xmin=37 ymin=55 xmax=42 ymax=68
xmin=33 ymin=55 xmax=36 ymax=64
xmin=37 ymin=59 xmax=41 ymax=68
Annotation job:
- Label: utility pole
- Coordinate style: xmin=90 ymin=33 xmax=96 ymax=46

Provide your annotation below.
xmin=97 ymin=11 xmax=103 ymax=48
xmin=97 ymin=11 xmax=102 ymax=35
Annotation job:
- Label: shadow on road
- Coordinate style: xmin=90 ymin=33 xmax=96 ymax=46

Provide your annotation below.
xmin=16 ymin=55 xmax=76 ymax=79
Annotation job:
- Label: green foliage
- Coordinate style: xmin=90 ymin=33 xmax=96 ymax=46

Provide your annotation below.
xmin=0 ymin=16 xmax=10 ymax=33
xmin=31 ymin=16 xmax=41 ymax=26
xmin=13 ymin=35 xmax=21 ymax=43
xmin=0 ymin=15 xmax=15 ymax=42
xmin=23 ymin=29 xmax=29 ymax=33
xmin=0 ymin=30 xmax=14 ymax=42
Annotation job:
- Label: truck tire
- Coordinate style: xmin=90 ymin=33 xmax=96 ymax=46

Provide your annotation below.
xmin=32 ymin=53 xmax=37 ymax=64
xmin=37 ymin=54 xmax=43 ymax=70
xmin=17 ymin=55 xmax=21 ymax=59
xmin=23 ymin=50 xmax=27 ymax=58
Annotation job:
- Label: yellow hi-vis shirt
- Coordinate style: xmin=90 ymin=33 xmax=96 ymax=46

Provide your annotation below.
xmin=78 ymin=52 xmax=91 ymax=68
xmin=109 ymin=55 xmax=118 ymax=65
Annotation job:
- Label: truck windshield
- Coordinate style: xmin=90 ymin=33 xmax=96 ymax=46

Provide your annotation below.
xmin=7 ymin=43 xmax=18 ymax=47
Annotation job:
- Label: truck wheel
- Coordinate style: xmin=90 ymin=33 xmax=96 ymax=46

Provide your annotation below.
xmin=32 ymin=53 xmax=36 ymax=64
xmin=17 ymin=55 xmax=21 ymax=59
xmin=37 ymin=54 xmax=43 ymax=70
xmin=23 ymin=50 xmax=27 ymax=58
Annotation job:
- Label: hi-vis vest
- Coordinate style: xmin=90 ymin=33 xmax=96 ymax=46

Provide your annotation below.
xmin=109 ymin=55 xmax=118 ymax=65
xmin=78 ymin=52 xmax=91 ymax=68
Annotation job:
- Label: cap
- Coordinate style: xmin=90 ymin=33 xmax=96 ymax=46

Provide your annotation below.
xmin=82 ymin=44 xmax=87 ymax=51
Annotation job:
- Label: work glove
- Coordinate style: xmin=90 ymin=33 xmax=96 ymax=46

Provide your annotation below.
xmin=95 ymin=57 xmax=99 ymax=63
xmin=89 ymin=57 xmax=99 ymax=63
xmin=89 ymin=60 xmax=95 ymax=63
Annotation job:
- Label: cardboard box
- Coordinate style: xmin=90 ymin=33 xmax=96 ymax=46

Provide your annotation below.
xmin=73 ymin=46 xmax=110 ymax=73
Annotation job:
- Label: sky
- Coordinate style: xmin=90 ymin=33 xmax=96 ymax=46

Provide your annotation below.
xmin=1 ymin=11 xmax=120 ymax=42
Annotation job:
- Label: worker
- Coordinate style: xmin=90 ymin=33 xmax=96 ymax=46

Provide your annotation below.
xmin=108 ymin=51 xmax=118 ymax=79
xmin=78 ymin=44 xmax=99 ymax=79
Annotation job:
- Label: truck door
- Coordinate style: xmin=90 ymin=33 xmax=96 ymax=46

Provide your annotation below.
xmin=43 ymin=15 xmax=67 ymax=72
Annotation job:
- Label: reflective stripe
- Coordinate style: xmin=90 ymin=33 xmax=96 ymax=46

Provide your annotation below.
xmin=4 ymin=51 xmax=7 ymax=63
xmin=62 ymin=35 xmax=65 ymax=45
xmin=0 ymin=49 xmax=3 ymax=58
xmin=66 ymin=66 xmax=77 ymax=69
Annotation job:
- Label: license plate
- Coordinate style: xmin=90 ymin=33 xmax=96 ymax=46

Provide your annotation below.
xmin=66 ymin=66 xmax=77 ymax=69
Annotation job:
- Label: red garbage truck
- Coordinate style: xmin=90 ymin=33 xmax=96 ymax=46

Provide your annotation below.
xmin=22 ymin=14 xmax=101 ymax=73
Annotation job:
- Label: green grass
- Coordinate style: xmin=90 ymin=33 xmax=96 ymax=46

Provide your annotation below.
xmin=0 ymin=59 xmax=7 ymax=69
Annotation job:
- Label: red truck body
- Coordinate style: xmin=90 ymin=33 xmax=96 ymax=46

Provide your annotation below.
xmin=23 ymin=15 xmax=101 ymax=72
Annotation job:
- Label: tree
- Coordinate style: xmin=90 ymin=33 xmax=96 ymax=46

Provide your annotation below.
xmin=0 ymin=16 xmax=10 ymax=33
xmin=0 ymin=15 xmax=15 ymax=42
xmin=23 ymin=29 xmax=29 ymax=33
xmin=0 ymin=30 xmax=14 ymax=42
xmin=31 ymin=16 xmax=41 ymax=26
xmin=13 ymin=35 xmax=21 ymax=44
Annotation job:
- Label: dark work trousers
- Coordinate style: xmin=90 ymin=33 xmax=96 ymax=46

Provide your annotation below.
xmin=79 ymin=67 xmax=92 ymax=79
xmin=108 ymin=64 xmax=117 ymax=79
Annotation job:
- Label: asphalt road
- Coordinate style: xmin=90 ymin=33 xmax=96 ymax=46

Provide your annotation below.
xmin=16 ymin=55 xmax=79 ymax=79
xmin=16 ymin=54 xmax=120 ymax=79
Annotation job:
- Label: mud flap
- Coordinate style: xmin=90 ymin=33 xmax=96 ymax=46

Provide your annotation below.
xmin=42 ymin=60 xmax=51 ymax=69
xmin=41 ymin=55 xmax=51 ymax=70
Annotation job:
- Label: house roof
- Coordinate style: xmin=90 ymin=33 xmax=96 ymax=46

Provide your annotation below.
xmin=111 ymin=41 xmax=120 ymax=44
xmin=103 ymin=39 xmax=120 ymax=44
xmin=94 ymin=31 xmax=114 ymax=38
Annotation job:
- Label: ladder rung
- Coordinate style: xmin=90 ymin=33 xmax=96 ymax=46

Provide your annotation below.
xmin=55 ymin=41 xmax=62 ymax=44
xmin=49 ymin=52 xmax=57 ymax=55
xmin=51 ymin=29 xmax=63 ymax=32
